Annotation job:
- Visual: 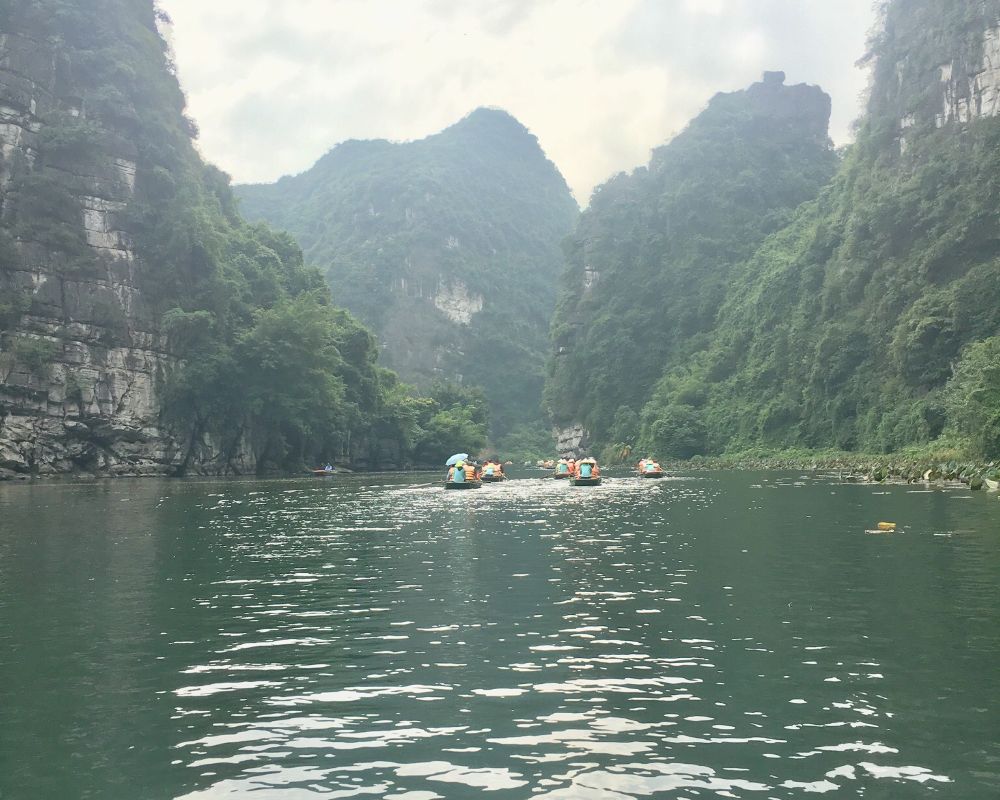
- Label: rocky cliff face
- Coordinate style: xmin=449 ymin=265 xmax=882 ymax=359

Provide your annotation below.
xmin=935 ymin=25 xmax=1000 ymax=126
xmin=0 ymin=5 xmax=269 ymax=478
xmin=236 ymin=109 xmax=580 ymax=441
xmin=0 ymin=26 xmax=181 ymax=477
xmin=872 ymin=1 xmax=1000 ymax=148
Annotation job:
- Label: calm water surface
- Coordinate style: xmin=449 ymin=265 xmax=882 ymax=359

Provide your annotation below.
xmin=0 ymin=471 xmax=998 ymax=799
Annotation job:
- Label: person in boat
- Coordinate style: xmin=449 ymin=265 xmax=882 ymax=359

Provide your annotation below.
xmin=567 ymin=458 xmax=576 ymax=476
xmin=577 ymin=458 xmax=598 ymax=479
xmin=464 ymin=461 xmax=477 ymax=481
xmin=637 ymin=458 xmax=647 ymax=473
xmin=643 ymin=459 xmax=660 ymax=474
xmin=449 ymin=461 xmax=466 ymax=483
xmin=483 ymin=461 xmax=497 ymax=478
xmin=556 ymin=458 xmax=570 ymax=476
xmin=324 ymin=463 xmax=334 ymax=472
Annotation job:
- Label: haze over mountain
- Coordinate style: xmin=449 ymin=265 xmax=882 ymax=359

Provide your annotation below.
xmin=4 ymin=0 xmax=1000 ymax=475
xmin=159 ymin=0 xmax=876 ymax=201
xmin=545 ymin=71 xmax=839 ymax=455
xmin=0 ymin=0 xmax=489 ymax=477
xmin=237 ymin=109 xmax=580 ymax=444
xmin=546 ymin=0 xmax=1000 ymax=461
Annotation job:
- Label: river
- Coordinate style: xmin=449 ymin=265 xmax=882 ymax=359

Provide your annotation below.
xmin=0 ymin=470 xmax=998 ymax=799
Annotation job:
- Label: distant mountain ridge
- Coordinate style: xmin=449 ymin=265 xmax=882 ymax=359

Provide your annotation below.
xmin=237 ymin=108 xmax=580 ymax=441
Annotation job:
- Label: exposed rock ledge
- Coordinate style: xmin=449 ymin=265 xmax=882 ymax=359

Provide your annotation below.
xmin=0 ymin=30 xmax=257 ymax=479
xmin=433 ymin=279 xmax=484 ymax=325
xmin=555 ymin=424 xmax=590 ymax=459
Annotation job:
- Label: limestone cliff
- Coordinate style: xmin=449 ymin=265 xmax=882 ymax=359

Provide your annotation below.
xmin=0 ymin=12 xmax=186 ymax=477
xmin=0 ymin=2 xmax=349 ymax=477
xmin=871 ymin=1 xmax=1000 ymax=145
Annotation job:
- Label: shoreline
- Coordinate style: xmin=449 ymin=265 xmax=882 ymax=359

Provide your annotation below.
xmin=668 ymin=451 xmax=1000 ymax=491
xmin=4 ymin=454 xmax=998 ymax=493
xmin=0 ymin=466 xmax=445 ymax=485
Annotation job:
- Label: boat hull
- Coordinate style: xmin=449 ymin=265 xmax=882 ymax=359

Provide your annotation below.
xmin=444 ymin=481 xmax=483 ymax=490
xmin=570 ymin=477 xmax=603 ymax=487
xmin=481 ymin=474 xmax=506 ymax=483
xmin=552 ymin=472 xmax=572 ymax=479
xmin=640 ymin=471 xmax=665 ymax=479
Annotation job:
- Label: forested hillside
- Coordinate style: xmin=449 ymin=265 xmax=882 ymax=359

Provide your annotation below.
xmin=548 ymin=0 xmax=1000 ymax=461
xmin=638 ymin=0 xmax=1000 ymax=459
xmin=237 ymin=109 xmax=579 ymax=447
xmin=544 ymin=73 xmax=838 ymax=453
xmin=0 ymin=0 xmax=486 ymax=476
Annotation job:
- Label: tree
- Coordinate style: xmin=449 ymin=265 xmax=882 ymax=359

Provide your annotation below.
xmin=945 ymin=337 xmax=1000 ymax=457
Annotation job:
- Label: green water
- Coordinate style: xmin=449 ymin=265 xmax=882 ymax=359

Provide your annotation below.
xmin=0 ymin=471 xmax=998 ymax=799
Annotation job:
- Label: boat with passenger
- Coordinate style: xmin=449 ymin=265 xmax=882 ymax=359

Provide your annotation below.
xmin=481 ymin=460 xmax=506 ymax=483
xmin=570 ymin=457 xmax=602 ymax=486
xmin=445 ymin=459 xmax=483 ymax=490
xmin=637 ymin=457 xmax=665 ymax=479
xmin=553 ymin=458 xmax=573 ymax=479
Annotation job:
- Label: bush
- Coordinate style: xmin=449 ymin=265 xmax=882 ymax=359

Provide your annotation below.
xmin=945 ymin=336 xmax=1000 ymax=457
xmin=12 ymin=337 xmax=59 ymax=377
xmin=645 ymin=405 xmax=708 ymax=459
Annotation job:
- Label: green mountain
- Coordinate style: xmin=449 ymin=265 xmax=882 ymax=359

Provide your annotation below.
xmin=0 ymin=0 xmax=484 ymax=476
xmin=549 ymin=0 xmax=1000 ymax=461
xmin=544 ymin=72 xmax=839 ymax=454
xmin=637 ymin=0 xmax=1000 ymax=459
xmin=236 ymin=109 xmax=579 ymax=443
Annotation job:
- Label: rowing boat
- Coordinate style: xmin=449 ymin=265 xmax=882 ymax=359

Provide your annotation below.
xmin=445 ymin=480 xmax=483 ymax=490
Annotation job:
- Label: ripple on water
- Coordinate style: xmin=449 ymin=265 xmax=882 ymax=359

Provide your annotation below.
xmin=150 ymin=473 xmax=987 ymax=797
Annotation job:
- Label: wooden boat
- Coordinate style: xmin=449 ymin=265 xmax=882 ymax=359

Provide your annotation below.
xmin=445 ymin=480 xmax=483 ymax=490
xmin=570 ymin=476 xmax=603 ymax=487
xmin=640 ymin=470 xmax=665 ymax=479
xmin=311 ymin=469 xmax=336 ymax=477
xmin=552 ymin=471 xmax=572 ymax=479
xmin=481 ymin=473 xmax=506 ymax=483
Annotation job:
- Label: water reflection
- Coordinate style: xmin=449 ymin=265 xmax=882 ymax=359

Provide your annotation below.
xmin=1 ymin=472 xmax=998 ymax=797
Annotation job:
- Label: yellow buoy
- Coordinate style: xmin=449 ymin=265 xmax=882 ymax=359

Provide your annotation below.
xmin=877 ymin=521 xmax=897 ymax=531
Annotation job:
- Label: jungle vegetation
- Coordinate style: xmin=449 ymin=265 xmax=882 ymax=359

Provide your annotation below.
xmin=236 ymin=108 xmax=580 ymax=454
xmin=0 ymin=0 xmax=489 ymax=470
xmin=547 ymin=0 xmax=1000 ymax=462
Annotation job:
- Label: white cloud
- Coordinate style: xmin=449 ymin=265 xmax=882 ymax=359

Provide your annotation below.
xmin=159 ymin=0 xmax=876 ymax=203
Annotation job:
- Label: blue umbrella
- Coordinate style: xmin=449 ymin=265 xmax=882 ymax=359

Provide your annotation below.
xmin=446 ymin=453 xmax=469 ymax=466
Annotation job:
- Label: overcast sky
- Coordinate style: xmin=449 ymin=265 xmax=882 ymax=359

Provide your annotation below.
xmin=159 ymin=0 xmax=878 ymax=202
